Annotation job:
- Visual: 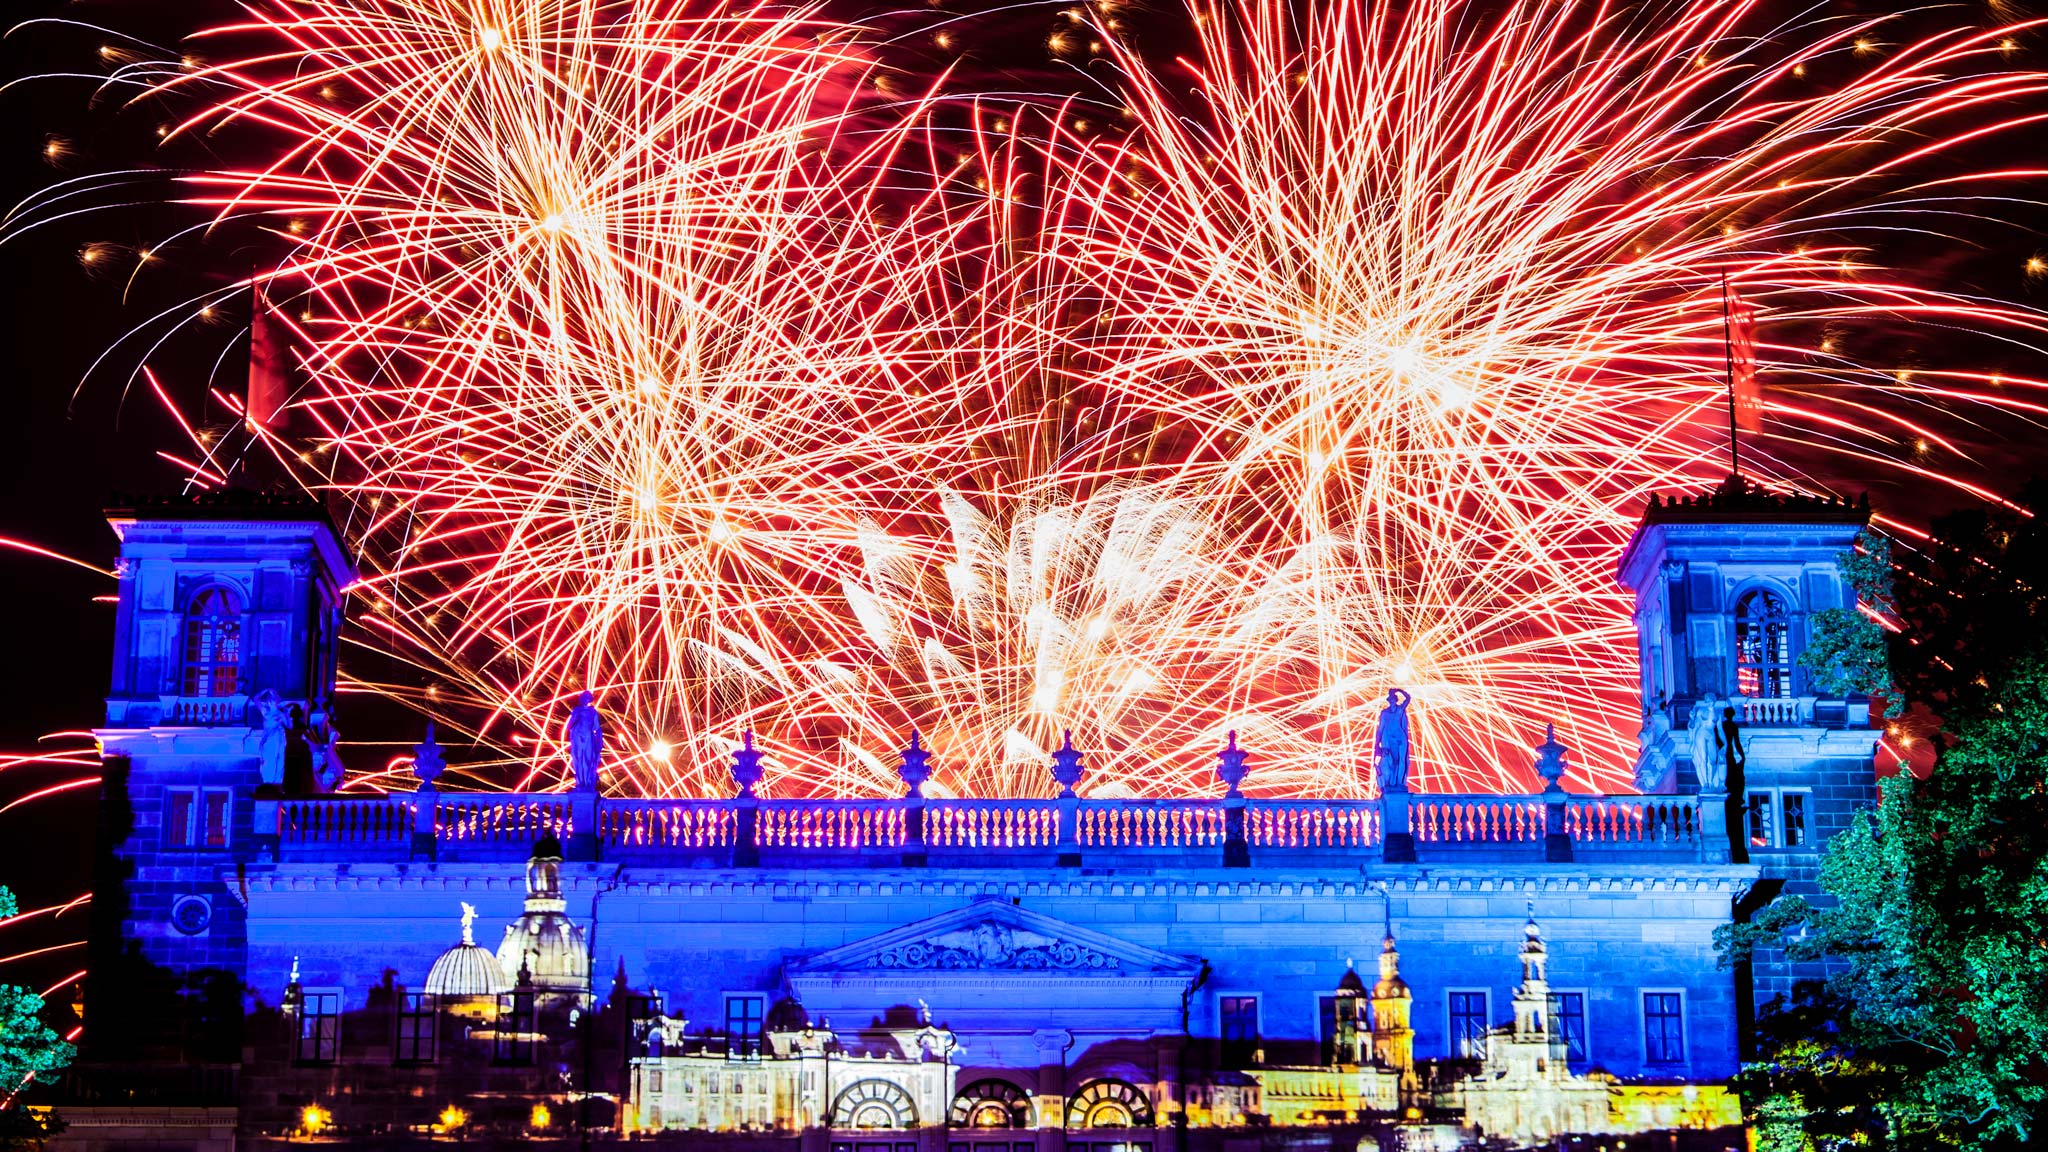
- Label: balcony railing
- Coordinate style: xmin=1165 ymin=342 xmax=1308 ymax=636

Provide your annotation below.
xmin=261 ymin=787 xmax=1730 ymax=867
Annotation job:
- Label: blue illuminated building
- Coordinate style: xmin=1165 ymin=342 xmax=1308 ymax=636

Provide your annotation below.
xmin=54 ymin=477 xmax=1876 ymax=1151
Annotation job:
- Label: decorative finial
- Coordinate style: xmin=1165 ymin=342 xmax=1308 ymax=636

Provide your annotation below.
xmin=1049 ymin=730 xmax=1087 ymax=797
xmin=412 ymin=722 xmax=446 ymax=786
xmin=289 ymin=955 xmax=301 ymax=986
xmin=1532 ymin=722 xmax=1569 ymax=794
xmin=1215 ymin=730 xmax=1250 ymax=797
xmin=459 ymin=901 xmax=478 ymax=946
xmin=1524 ymin=899 xmax=1541 ymax=939
xmin=729 ymin=730 xmax=764 ymax=798
xmin=896 ymin=729 xmax=932 ymax=798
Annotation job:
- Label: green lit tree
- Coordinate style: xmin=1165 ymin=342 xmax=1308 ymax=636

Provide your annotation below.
xmin=1721 ymin=482 xmax=2048 ymax=1151
xmin=0 ymin=887 xmax=72 ymax=1149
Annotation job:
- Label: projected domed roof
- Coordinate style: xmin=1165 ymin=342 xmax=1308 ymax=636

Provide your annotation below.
xmin=425 ymin=902 xmax=511 ymax=998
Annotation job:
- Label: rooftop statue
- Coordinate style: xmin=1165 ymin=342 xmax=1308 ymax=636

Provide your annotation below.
xmin=1375 ymin=688 xmax=1412 ymax=794
xmin=566 ymin=690 xmax=604 ymax=791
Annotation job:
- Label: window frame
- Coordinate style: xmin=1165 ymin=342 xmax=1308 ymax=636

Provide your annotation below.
xmin=163 ymin=787 xmax=234 ymax=850
xmin=1546 ymin=989 xmax=1590 ymax=1066
xmin=1217 ymin=992 xmax=1260 ymax=1069
xmin=296 ymin=987 xmax=342 ymax=1064
xmin=1745 ymin=788 xmax=1816 ymax=851
xmin=180 ymin=586 xmax=244 ymax=698
xmin=495 ymin=985 xmax=537 ymax=1065
xmin=1446 ymin=988 xmax=1491 ymax=1060
xmin=393 ymin=989 xmax=436 ymax=1065
xmin=722 ymin=992 xmax=766 ymax=1061
xmin=1733 ymin=585 xmax=1795 ymax=699
xmin=1641 ymin=989 xmax=1687 ymax=1068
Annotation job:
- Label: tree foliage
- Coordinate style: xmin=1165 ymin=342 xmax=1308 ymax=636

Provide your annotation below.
xmin=0 ymin=887 xmax=73 ymax=1148
xmin=1798 ymin=530 xmax=1899 ymax=715
xmin=1720 ymin=483 xmax=2048 ymax=1151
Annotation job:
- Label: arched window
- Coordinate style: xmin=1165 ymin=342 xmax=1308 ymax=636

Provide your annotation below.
xmin=1066 ymin=1079 xmax=1152 ymax=1129
xmin=1734 ymin=589 xmax=1793 ymax=699
xmin=181 ymin=588 xmax=242 ymax=697
xmin=831 ymin=1079 xmax=916 ymax=1129
xmin=950 ymin=1078 xmax=1032 ymax=1128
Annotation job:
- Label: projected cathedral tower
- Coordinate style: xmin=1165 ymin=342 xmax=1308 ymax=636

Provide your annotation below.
xmin=58 ymin=476 xmax=1876 ymax=1150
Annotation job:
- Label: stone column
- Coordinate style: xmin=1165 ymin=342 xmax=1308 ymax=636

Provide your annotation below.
xmin=1381 ymin=792 xmax=1415 ymax=863
xmin=1699 ymin=791 xmax=1732 ymax=863
xmin=1032 ymin=1029 xmax=1072 ymax=1152
xmin=567 ymin=786 xmax=600 ymax=862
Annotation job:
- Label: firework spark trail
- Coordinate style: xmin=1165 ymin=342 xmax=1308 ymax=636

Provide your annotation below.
xmin=1022 ymin=0 xmax=2048 ymax=790
xmin=15 ymin=0 xmax=2048 ymax=799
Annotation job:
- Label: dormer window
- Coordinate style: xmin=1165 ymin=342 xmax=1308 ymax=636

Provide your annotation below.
xmin=1734 ymin=588 xmax=1792 ymax=698
xmin=181 ymin=588 xmax=243 ymax=697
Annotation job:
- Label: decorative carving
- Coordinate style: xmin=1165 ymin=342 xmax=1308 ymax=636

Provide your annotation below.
xmin=872 ymin=920 xmax=1120 ymax=970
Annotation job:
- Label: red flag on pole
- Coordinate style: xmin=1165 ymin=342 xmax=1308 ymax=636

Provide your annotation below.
xmin=1724 ymin=280 xmax=1763 ymax=435
xmin=248 ymin=285 xmax=289 ymax=427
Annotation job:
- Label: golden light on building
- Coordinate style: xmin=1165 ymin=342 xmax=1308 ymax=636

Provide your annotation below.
xmin=530 ymin=1103 xmax=552 ymax=1129
xmin=300 ymin=1103 xmax=332 ymax=1135
xmin=437 ymin=1105 xmax=469 ymax=1132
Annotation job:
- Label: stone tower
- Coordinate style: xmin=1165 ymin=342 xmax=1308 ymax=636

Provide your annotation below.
xmin=86 ymin=492 xmax=352 ymax=1061
xmin=1617 ymin=474 xmax=1882 ymax=1038
xmin=1368 ymin=930 xmax=1415 ymax=1084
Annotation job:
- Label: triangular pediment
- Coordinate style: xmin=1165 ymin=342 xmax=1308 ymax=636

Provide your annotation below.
xmin=790 ymin=899 xmax=1201 ymax=978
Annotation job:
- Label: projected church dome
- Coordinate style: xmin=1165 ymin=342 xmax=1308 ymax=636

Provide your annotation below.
xmin=496 ymin=835 xmax=589 ymax=994
xmin=424 ymin=902 xmax=512 ymax=998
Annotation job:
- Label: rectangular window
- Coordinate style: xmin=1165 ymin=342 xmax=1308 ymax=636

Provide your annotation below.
xmin=1547 ymin=992 xmax=1588 ymax=1064
xmin=1643 ymin=992 xmax=1685 ymax=1065
xmin=1781 ymin=792 xmax=1809 ymax=848
xmin=496 ymin=987 xmax=536 ymax=1065
xmin=297 ymin=989 xmax=340 ymax=1063
xmin=724 ymin=994 xmax=764 ymax=1060
xmin=164 ymin=788 xmax=231 ymax=850
xmin=166 ymin=789 xmax=195 ymax=848
xmin=1746 ymin=791 xmax=1776 ymax=848
xmin=1219 ymin=995 xmax=1259 ymax=1069
xmin=202 ymin=790 xmax=229 ymax=848
xmin=1448 ymin=990 xmax=1490 ymax=1059
xmin=394 ymin=991 xmax=435 ymax=1064
xmin=649 ymin=1069 xmax=664 ymax=1094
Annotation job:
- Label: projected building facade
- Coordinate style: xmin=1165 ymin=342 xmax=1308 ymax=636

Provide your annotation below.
xmin=57 ymin=479 xmax=1877 ymax=1150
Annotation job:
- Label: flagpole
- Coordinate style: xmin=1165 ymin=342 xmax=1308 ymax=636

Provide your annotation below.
xmin=1721 ymin=271 xmax=1740 ymax=477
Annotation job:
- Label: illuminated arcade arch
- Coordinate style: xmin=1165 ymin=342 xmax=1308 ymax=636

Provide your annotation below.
xmin=949 ymin=1077 xmax=1033 ymax=1128
xmin=832 ymin=1079 xmax=917 ymax=1129
xmin=1066 ymin=1078 xmax=1152 ymax=1128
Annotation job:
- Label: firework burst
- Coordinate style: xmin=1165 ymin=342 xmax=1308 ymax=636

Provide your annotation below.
xmin=17 ymin=0 xmax=2048 ymax=798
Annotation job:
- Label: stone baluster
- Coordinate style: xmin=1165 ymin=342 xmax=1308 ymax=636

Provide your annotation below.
xmin=1216 ymin=731 xmax=1250 ymax=868
xmin=897 ymin=730 xmax=930 ymax=867
xmin=730 ymin=731 xmax=764 ymax=867
xmin=1050 ymin=731 xmax=1084 ymax=868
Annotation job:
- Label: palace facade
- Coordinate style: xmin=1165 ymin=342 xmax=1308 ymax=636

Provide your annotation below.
xmin=43 ymin=477 xmax=1879 ymax=1151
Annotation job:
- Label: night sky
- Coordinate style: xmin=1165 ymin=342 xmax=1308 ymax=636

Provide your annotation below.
xmin=1 ymin=0 xmax=2043 ymax=996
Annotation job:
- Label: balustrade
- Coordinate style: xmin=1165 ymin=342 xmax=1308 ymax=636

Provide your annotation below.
xmin=1411 ymin=797 xmax=1545 ymax=843
xmin=280 ymin=796 xmax=412 ymax=844
xmin=272 ymin=790 xmax=1710 ymax=862
xmin=1076 ymin=800 xmax=1223 ymax=847
xmin=1565 ymin=796 xmax=1699 ymax=844
xmin=600 ymin=800 xmax=734 ymax=849
xmin=926 ymin=800 xmax=1058 ymax=847
xmin=754 ymin=801 xmax=903 ymax=849
xmin=1245 ymin=802 xmax=1379 ymax=847
xmin=435 ymin=795 xmax=573 ymax=842
xmin=1735 ymin=696 xmax=1816 ymax=726
xmin=159 ymin=694 xmax=254 ymax=726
